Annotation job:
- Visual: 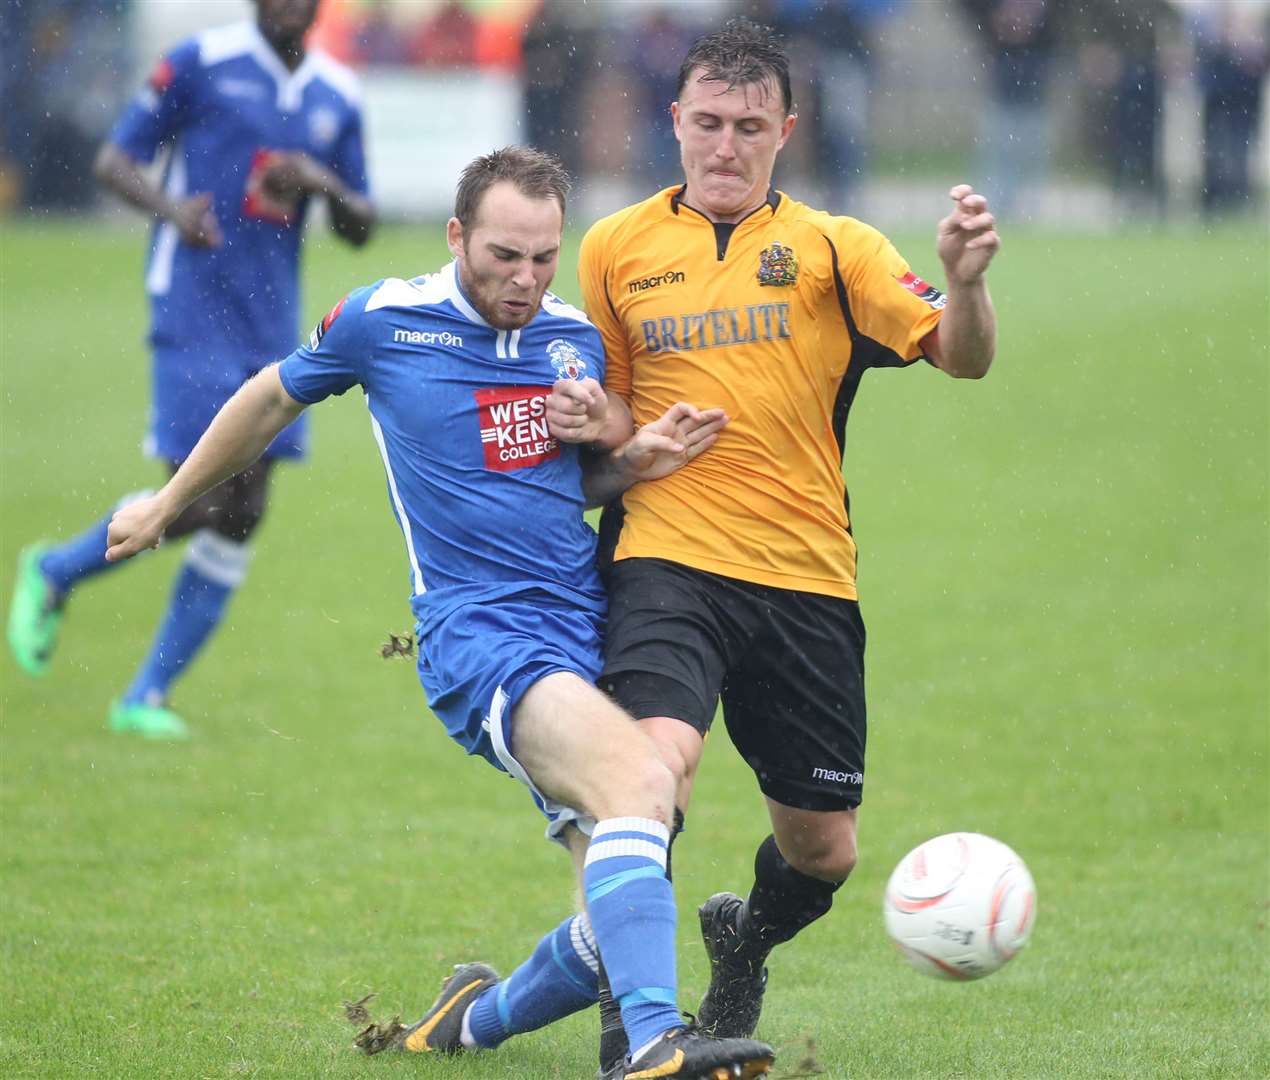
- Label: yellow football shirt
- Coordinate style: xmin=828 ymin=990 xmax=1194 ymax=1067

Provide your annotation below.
xmin=578 ymin=186 xmax=945 ymax=600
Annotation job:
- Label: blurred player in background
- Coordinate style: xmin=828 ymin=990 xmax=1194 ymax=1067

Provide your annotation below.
xmin=550 ymin=18 xmax=1001 ymax=1072
xmin=7 ymin=0 xmax=374 ymax=738
xmin=102 ymin=147 xmax=775 ymax=1080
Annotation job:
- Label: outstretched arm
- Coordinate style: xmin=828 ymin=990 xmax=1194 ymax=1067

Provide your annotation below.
xmin=106 ymin=366 xmax=306 ymax=561
xmin=923 ymin=184 xmax=1000 ymax=379
xmin=582 ymin=402 xmax=728 ymax=509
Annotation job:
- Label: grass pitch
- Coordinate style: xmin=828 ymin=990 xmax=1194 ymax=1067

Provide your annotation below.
xmin=1 ymin=216 xmax=1267 ymax=1078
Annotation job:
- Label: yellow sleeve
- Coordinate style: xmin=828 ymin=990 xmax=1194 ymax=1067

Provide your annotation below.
xmin=844 ymin=226 xmax=944 ymax=363
xmin=577 ymin=220 xmax=633 ymax=401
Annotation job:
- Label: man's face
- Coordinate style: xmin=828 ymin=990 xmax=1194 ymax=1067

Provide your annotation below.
xmin=447 ymin=182 xmax=563 ymax=331
xmin=672 ymin=70 xmax=797 ymax=223
xmin=256 ymin=0 xmax=321 ymax=44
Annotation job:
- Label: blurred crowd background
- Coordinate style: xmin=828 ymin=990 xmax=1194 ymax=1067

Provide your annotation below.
xmin=3 ymin=0 xmax=1268 ymax=226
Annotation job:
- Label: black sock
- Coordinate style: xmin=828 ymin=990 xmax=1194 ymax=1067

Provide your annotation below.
xmin=597 ymin=807 xmax=686 ymax=1071
xmin=738 ymin=834 xmax=842 ymax=960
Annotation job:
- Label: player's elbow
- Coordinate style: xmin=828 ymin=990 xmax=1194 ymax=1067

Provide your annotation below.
xmin=938 ymin=350 xmax=993 ymax=380
xmin=953 ymin=362 xmax=991 ymax=380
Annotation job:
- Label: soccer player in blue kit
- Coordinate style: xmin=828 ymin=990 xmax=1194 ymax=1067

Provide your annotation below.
xmin=6 ymin=0 xmax=374 ymax=738
xmin=103 ymin=148 xmax=776 ymax=1080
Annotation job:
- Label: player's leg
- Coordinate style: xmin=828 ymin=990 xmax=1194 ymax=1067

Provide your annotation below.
xmin=8 ymin=343 xmax=240 ymax=679
xmin=595 ymin=558 xmax=735 ymax=1075
xmin=697 ymin=588 xmax=867 ymax=1039
xmin=6 ymin=486 xmax=161 ymax=676
xmin=399 ymin=601 xmax=773 ymax=1075
xmin=513 ymin=672 xmax=773 ymax=1076
xmin=447 ymin=825 xmax=600 ymax=1052
xmin=112 ymin=461 xmax=272 ymax=738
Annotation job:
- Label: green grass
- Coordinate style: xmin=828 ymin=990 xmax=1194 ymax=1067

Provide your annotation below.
xmin=2 ymin=217 xmax=1267 ymax=1078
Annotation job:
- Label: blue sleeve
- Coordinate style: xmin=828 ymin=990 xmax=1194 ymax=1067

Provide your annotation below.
xmin=277 ymin=284 xmax=377 ymax=404
xmin=586 ymin=325 xmax=606 ymax=385
xmin=330 ymin=104 xmax=370 ymax=196
xmin=110 ymin=39 xmax=200 ymax=164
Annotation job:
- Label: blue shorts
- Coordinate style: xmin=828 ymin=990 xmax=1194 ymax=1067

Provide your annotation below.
xmin=146 ymin=344 xmax=308 ymax=462
xmin=417 ymin=596 xmax=605 ymax=837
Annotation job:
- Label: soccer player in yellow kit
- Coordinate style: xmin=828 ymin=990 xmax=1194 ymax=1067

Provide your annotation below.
xmin=548 ymin=18 xmax=1001 ymax=1071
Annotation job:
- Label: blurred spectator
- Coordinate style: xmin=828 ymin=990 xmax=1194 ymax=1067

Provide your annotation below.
xmin=625 ymin=9 xmax=704 ymax=189
xmin=350 ymin=0 xmax=413 ymax=65
xmin=745 ymin=0 xmax=898 ymax=209
xmin=412 ymin=0 xmax=479 ymax=68
xmin=1190 ymin=3 xmax=1269 ymax=215
xmin=521 ymin=0 xmax=597 ymax=181
xmin=4 ymin=0 xmax=128 ymax=211
xmin=1077 ymin=0 xmax=1179 ymax=218
xmin=960 ymin=0 xmax=1064 ymax=220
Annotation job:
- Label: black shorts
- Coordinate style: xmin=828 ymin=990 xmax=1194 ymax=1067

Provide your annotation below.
xmin=598 ymin=557 xmax=867 ymax=812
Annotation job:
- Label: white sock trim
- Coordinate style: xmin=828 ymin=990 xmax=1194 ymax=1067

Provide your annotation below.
xmin=185 ymin=529 xmax=252 ymax=588
xmin=591 ymin=817 xmax=671 ymax=844
xmin=631 ymin=1032 xmax=670 ymax=1064
xmin=570 ymin=913 xmax=600 ymax=974
xmin=584 ymin=838 xmax=668 ymax=869
xmin=458 ymin=1000 xmax=480 ymax=1051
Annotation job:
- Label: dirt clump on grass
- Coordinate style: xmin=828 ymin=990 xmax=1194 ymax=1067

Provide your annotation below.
xmin=342 ymin=993 xmax=407 ymax=1055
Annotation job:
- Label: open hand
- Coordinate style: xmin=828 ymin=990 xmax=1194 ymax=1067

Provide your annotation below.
xmin=619 ymin=402 xmax=728 ymax=483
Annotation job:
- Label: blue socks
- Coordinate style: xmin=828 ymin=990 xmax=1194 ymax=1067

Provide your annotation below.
xmin=583 ymin=817 xmax=681 ymax=1057
xmin=38 ymin=490 xmax=155 ymax=595
xmin=39 ymin=515 xmax=116 ymax=596
xmin=120 ymin=530 xmax=250 ymax=705
xmin=464 ymin=913 xmax=599 ymax=1049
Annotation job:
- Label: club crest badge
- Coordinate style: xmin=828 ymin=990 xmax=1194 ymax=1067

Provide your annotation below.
xmin=547 ymin=338 xmax=588 ymax=380
xmin=757 ymin=241 xmax=798 ymax=287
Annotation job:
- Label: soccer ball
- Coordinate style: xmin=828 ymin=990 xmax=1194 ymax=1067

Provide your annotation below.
xmin=883 ymin=832 xmax=1037 ymax=980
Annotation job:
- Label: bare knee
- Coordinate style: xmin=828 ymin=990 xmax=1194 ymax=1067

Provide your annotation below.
xmin=598 ymin=742 xmax=677 ymax=826
xmin=787 ymin=838 xmax=857 ymax=883
xmin=639 ymin=716 xmax=702 ymax=788
xmin=771 ymin=808 xmax=859 ymax=883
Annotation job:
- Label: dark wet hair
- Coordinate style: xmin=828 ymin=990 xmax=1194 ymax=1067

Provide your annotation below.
xmin=454 ymin=146 xmax=571 ymax=230
xmin=676 ymin=18 xmax=792 ymax=116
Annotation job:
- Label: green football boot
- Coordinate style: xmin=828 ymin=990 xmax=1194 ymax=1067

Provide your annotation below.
xmin=109 ymin=699 xmax=189 ymax=741
xmin=7 ymin=543 xmax=64 ymax=676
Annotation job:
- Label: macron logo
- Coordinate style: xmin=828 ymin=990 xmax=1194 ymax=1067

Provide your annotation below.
xmin=812 ymin=767 xmax=863 ymax=785
xmin=394 ymin=329 xmax=463 ymax=347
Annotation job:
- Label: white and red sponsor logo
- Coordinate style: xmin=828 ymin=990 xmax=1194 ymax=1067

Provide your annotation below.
xmin=896 ymin=270 xmax=947 ymax=309
xmin=476 ymin=386 xmax=559 ymax=471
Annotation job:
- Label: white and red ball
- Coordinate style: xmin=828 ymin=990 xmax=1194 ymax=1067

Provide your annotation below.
xmin=883 ymin=832 xmax=1037 ymax=980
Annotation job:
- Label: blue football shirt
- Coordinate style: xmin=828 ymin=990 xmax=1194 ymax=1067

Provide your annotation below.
xmin=111 ymin=21 xmax=369 ymax=363
xmin=277 ymin=261 xmax=608 ymax=632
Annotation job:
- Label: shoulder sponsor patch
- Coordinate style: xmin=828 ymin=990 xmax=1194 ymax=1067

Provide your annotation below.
xmin=475 ymin=386 xmax=559 ymax=472
xmin=896 ymin=271 xmax=947 ymax=310
xmin=309 ymin=294 xmax=348 ymax=349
